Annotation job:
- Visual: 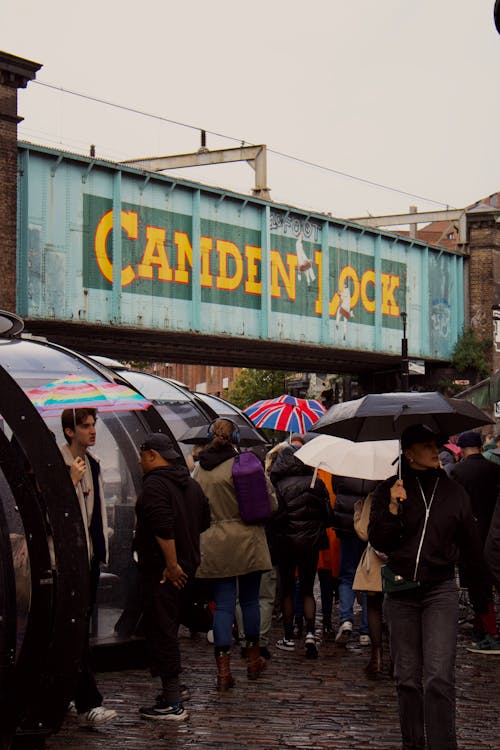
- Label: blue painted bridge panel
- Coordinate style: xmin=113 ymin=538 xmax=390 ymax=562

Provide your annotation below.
xmin=16 ymin=143 xmax=464 ymax=362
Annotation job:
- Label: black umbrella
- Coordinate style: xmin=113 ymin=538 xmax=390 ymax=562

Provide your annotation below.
xmin=310 ymin=391 xmax=493 ymax=442
xmin=178 ymin=423 xmax=267 ymax=448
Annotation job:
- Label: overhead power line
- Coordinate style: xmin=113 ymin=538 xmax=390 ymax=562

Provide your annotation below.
xmin=268 ymin=149 xmax=452 ymax=208
xmin=32 ymin=80 xmax=452 ymax=208
xmin=33 ymin=80 xmax=243 ymax=142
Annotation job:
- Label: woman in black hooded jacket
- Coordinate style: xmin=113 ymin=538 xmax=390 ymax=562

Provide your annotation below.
xmin=269 ymin=444 xmax=330 ymax=658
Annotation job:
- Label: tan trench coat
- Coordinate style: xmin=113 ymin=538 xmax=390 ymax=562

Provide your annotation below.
xmin=195 ymin=455 xmax=273 ymax=579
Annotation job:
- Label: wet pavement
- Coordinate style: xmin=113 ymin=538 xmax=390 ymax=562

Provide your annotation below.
xmin=45 ymin=619 xmax=500 ymax=750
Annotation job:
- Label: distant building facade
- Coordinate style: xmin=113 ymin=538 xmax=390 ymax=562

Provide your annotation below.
xmin=146 ymin=363 xmax=242 ymax=396
xmin=393 ymin=192 xmax=500 ymax=376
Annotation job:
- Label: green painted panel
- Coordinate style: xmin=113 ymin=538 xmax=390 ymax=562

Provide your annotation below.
xmin=82 ymin=196 xmax=406 ymax=326
xmin=18 ymin=143 xmax=465 ymax=361
xmin=83 ymin=194 xmax=193 ymax=301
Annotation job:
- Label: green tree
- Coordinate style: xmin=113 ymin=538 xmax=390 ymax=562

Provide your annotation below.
xmin=451 ymin=328 xmax=491 ymax=382
xmin=227 ymin=369 xmax=292 ymax=410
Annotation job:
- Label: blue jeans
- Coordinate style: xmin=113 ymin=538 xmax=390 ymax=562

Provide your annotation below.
xmin=235 ymin=567 xmax=277 ymax=646
xmin=338 ymin=535 xmax=368 ymax=634
xmin=384 ymin=579 xmax=459 ymax=750
xmin=212 ymin=572 xmax=261 ymax=650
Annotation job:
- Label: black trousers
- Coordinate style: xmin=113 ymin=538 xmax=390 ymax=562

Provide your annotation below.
xmin=75 ymin=558 xmax=103 ymax=713
xmin=277 ymin=546 xmax=319 ymax=637
xmin=141 ymin=572 xmax=182 ymax=680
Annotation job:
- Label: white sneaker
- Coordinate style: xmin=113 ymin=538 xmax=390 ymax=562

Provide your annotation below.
xmin=276 ymin=637 xmax=295 ymax=651
xmin=335 ymin=621 xmax=353 ymax=645
xmin=305 ymin=632 xmax=318 ymax=659
xmin=78 ymin=706 xmax=117 ymax=726
xmin=359 ymin=634 xmax=371 ymax=646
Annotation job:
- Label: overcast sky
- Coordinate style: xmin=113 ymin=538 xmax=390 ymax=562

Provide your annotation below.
xmin=2 ymin=1 xmax=499 ymax=219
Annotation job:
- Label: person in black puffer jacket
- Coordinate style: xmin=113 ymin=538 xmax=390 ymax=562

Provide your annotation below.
xmin=269 ymin=444 xmax=330 ymax=658
xmin=331 ymin=474 xmax=378 ymax=647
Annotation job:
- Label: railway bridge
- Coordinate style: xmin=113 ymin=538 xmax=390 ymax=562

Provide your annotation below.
xmin=2 ymin=51 xmax=500 ymax=392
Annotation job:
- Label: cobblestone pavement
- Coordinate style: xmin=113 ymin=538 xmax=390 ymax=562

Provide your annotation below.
xmin=45 ymin=621 xmax=500 ymax=750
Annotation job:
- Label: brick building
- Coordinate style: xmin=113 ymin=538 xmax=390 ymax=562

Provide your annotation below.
xmin=398 ymin=194 xmax=500 ymax=373
xmin=146 ymin=362 xmax=242 ymax=396
xmin=467 ymin=202 xmax=500 ymax=373
xmin=0 ymin=52 xmax=40 ymax=312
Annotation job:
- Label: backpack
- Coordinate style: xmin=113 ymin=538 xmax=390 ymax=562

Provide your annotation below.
xmin=232 ymin=452 xmax=272 ymax=524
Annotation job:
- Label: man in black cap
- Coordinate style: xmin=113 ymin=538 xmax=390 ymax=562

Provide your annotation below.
xmin=450 ymin=430 xmax=500 ymax=653
xmin=135 ymin=432 xmax=210 ymax=720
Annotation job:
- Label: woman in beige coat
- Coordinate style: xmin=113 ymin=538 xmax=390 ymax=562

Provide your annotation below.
xmin=195 ymin=418 xmax=272 ymax=690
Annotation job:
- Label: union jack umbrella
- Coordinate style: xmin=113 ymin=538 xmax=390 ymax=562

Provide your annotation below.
xmin=244 ymin=394 xmax=325 ymax=433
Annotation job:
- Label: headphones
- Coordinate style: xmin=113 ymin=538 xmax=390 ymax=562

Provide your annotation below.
xmin=207 ymin=418 xmax=240 ymax=446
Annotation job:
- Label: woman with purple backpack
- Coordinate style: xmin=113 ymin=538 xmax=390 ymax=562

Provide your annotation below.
xmin=194 ymin=418 xmax=275 ymax=691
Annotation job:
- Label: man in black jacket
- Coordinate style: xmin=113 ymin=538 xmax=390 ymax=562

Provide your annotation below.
xmin=450 ymin=430 xmax=500 ymax=653
xmin=135 ymin=433 xmax=210 ymax=721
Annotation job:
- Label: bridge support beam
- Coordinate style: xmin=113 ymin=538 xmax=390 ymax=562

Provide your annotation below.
xmin=121 ymin=145 xmax=271 ymax=200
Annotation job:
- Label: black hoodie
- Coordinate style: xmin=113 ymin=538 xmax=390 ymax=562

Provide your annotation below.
xmin=135 ymin=463 xmax=210 ymax=575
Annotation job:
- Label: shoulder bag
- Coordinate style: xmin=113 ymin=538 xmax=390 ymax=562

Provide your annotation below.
xmin=381 ymin=565 xmax=420 ymax=593
xmin=352 ymin=542 xmax=384 ymax=592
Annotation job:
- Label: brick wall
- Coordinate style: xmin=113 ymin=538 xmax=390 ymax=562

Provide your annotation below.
xmin=467 ymin=213 xmax=500 ymax=371
xmin=0 ymin=84 xmax=19 ymax=312
xmin=0 ymin=52 xmax=41 ymax=313
xmin=149 ymin=362 xmax=241 ymax=395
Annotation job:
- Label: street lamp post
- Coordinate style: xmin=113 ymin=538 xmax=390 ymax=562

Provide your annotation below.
xmin=401 ymin=311 xmax=409 ymax=392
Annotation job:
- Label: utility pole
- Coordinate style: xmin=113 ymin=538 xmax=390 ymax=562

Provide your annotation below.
xmin=401 ymin=311 xmax=409 ymax=392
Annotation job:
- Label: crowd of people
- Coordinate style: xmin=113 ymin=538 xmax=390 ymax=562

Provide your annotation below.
xmin=63 ymin=410 xmax=500 ymax=750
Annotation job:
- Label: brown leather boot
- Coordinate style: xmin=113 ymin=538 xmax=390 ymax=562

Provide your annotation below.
xmin=215 ymin=653 xmax=235 ymax=691
xmin=365 ymin=646 xmax=383 ymax=678
xmin=247 ymin=644 xmax=266 ymax=680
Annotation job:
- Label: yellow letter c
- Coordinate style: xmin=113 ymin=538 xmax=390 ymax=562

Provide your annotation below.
xmin=94 ymin=209 xmax=137 ymax=287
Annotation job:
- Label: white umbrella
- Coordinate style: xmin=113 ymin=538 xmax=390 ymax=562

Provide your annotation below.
xmin=294 ymin=434 xmax=399 ymax=482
